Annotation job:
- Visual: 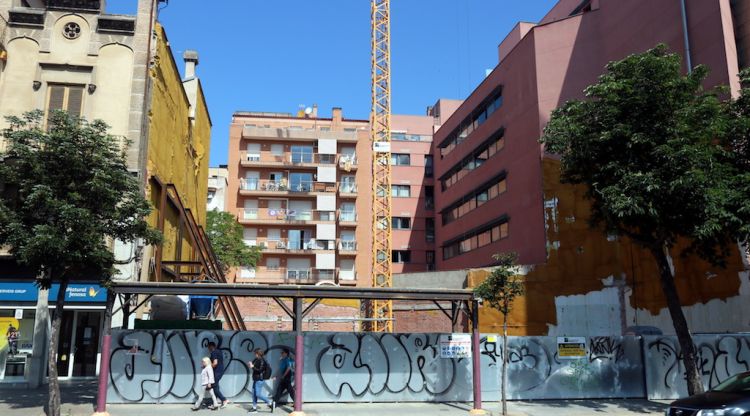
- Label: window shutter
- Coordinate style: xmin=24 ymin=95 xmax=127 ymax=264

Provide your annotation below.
xmin=48 ymin=86 xmax=66 ymax=113
xmin=66 ymin=86 xmax=84 ymax=117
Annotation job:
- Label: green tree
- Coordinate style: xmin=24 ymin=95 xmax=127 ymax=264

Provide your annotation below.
xmin=541 ymin=45 xmax=750 ymax=395
xmin=473 ymin=253 xmax=524 ymax=416
xmin=206 ymin=209 xmax=261 ymax=273
xmin=0 ymin=111 xmax=160 ymax=416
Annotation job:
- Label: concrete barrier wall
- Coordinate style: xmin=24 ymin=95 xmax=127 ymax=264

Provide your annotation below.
xmin=106 ymin=330 xmax=645 ymax=403
xmin=644 ymin=334 xmax=750 ymax=399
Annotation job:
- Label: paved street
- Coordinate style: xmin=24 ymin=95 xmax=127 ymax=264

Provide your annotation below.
xmin=0 ymin=381 xmax=670 ymax=416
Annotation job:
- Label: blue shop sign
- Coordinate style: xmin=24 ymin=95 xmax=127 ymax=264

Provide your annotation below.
xmin=0 ymin=282 xmax=107 ymax=303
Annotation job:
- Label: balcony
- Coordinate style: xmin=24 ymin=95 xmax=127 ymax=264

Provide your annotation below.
xmin=240 ymin=151 xmax=337 ymax=168
xmin=338 ymin=240 xmax=357 ymax=255
xmin=242 ymin=125 xmax=359 ymax=142
xmin=249 ymin=238 xmax=336 ymax=254
xmin=338 ymin=154 xmax=358 ymax=171
xmin=239 ymin=179 xmax=337 ymax=195
xmin=238 ymin=267 xmax=356 ymax=285
xmin=239 ymin=208 xmax=334 ymax=224
xmin=338 ymin=182 xmax=358 ymax=197
xmin=338 ymin=211 xmax=357 ymax=225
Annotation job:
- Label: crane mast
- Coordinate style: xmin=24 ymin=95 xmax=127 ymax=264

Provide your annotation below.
xmin=370 ymin=0 xmax=393 ymax=332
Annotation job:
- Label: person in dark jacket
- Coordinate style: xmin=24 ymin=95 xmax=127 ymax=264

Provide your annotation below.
xmin=248 ymin=348 xmax=273 ymax=413
xmin=208 ymin=342 xmax=228 ymax=408
xmin=272 ymin=348 xmax=295 ymax=405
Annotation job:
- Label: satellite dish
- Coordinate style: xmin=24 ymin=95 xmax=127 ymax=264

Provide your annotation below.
xmin=304 ymin=107 xmax=313 ymax=115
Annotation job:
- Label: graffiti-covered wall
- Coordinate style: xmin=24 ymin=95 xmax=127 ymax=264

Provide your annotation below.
xmin=644 ymin=334 xmax=750 ymax=399
xmin=107 ymin=331 xmax=649 ymax=403
xmin=480 ymin=335 xmax=645 ymax=400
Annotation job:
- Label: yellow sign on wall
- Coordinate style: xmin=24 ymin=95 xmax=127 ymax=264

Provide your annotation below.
xmin=557 ymin=336 xmax=587 ymax=359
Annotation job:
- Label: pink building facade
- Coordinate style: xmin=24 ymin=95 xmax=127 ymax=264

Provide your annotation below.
xmin=432 ymin=0 xmax=745 ymax=271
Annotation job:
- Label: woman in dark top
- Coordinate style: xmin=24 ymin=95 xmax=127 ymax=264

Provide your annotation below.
xmin=248 ymin=348 xmax=273 ymax=413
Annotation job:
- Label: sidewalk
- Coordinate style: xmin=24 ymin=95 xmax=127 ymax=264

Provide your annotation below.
xmin=0 ymin=381 xmax=670 ymax=416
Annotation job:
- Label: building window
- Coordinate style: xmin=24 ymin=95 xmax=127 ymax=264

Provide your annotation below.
xmin=290 ymin=173 xmax=313 ymax=192
xmin=391 ymin=185 xmax=411 ymax=198
xmin=392 ymin=217 xmax=411 ymax=229
xmin=266 ymin=257 xmax=281 ymax=271
xmin=339 ymin=202 xmax=356 ymax=222
xmin=441 ymin=175 xmax=507 ymax=225
xmin=425 ymin=186 xmax=434 ymax=211
xmin=425 ymin=218 xmax=435 ymax=242
xmin=290 ymin=145 xmax=313 ymax=163
xmin=62 ymin=22 xmax=82 ymax=39
xmin=392 ymin=250 xmax=411 ymax=263
xmin=442 ymin=218 xmax=509 ymax=260
xmin=440 ymin=129 xmax=505 ymax=191
xmin=438 ymin=86 xmax=503 ymax=157
xmin=390 ymin=153 xmax=411 ymax=166
xmin=426 ymin=251 xmax=435 ymax=271
xmin=424 ymin=155 xmax=433 ymax=178
xmin=46 ymin=84 xmax=85 ymax=121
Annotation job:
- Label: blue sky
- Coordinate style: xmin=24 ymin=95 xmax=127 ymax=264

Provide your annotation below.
xmin=107 ymin=1 xmax=557 ymax=166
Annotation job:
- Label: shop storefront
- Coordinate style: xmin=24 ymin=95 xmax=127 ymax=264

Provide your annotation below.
xmin=0 ymin=281 xmax=107 ymax=383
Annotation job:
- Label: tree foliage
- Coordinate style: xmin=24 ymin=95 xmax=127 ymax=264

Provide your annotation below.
xmin=540 ymin=44 xmax=750 ymax=395
xmin=206 ymin=209 xmax=261 ymax=273
xmin=0 ymin=110 xmax=161 ymax=284
xmin=473 ymin=253 xmax=524 ymax=315
xmin=542 ymin=45 xmax=750 ymax=262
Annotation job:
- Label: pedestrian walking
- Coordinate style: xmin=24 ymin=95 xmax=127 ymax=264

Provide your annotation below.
xmin=193 ymin=357 xmax=220 ymax=411
xmin=248 ymin=348 xmax=274 ymax=413
xmin=208 ymin=342 xmax=228 ymax=409
xmin=272 ymin=348 xmax=295 ymax=406
xmin=6 ymin=325 xmax=18 ymax=356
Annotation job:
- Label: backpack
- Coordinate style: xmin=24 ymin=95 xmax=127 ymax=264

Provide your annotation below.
xmin=262 ymin=359 xmax=272 ymax=380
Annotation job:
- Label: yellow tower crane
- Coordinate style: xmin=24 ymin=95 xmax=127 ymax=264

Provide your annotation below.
xmin=370 ymin=0 xmax=393 ymax=332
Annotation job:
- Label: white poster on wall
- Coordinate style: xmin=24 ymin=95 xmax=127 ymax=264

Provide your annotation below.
xmin=439 ymin=333 xmax=472 ymax=358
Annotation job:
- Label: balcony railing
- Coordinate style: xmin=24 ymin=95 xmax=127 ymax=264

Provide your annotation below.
xmin=249 ymin=238 xmax=336 ymax=252
xmin=241 ymin=208 xmax=334 ymax=223
xmin=242 ymin=125 xmax=359 ymax=141
xmin=338 ymin=183 xmax=357 ymax=194
xmin=240 ymin=179 xmax=337 ymax=193
xmin=338 ymin=240 xmax=357 ymax=251
xmin=339 ymin=212 xmax=357 ymax=222
xmin=242 ymin=151 xmax=337 ymax=166
xmin=238 ymin=266 xmax=355 ymax=284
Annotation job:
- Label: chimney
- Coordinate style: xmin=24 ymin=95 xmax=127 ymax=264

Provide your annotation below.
xmin=331 ymin=107 xmax=343 ymax=130
xmin=183 ymin=50 xmax=199 ymax=79
xmin=312 ymin=104 xmax=318 ymax=118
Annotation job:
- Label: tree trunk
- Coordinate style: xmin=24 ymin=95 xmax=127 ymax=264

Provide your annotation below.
xmin=47 ymin=278 xmax=69 ymax=416
xmin=650 ymin=246 xmax=704 ymax=396
xmin=29 ymin=286 xmax=50 ymax=389
xmin=501 ymin=303 xmax=508 ymax=416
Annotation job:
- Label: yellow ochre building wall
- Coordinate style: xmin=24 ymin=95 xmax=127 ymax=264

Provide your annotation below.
xmin=146 ymin=23 xmax=211 ymax=270
xmin=469 ymin=157 xmax=748 ymax=336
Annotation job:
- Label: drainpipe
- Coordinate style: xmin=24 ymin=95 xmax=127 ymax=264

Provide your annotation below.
xmin=680 ymin=0 xmax=693 ymax=73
